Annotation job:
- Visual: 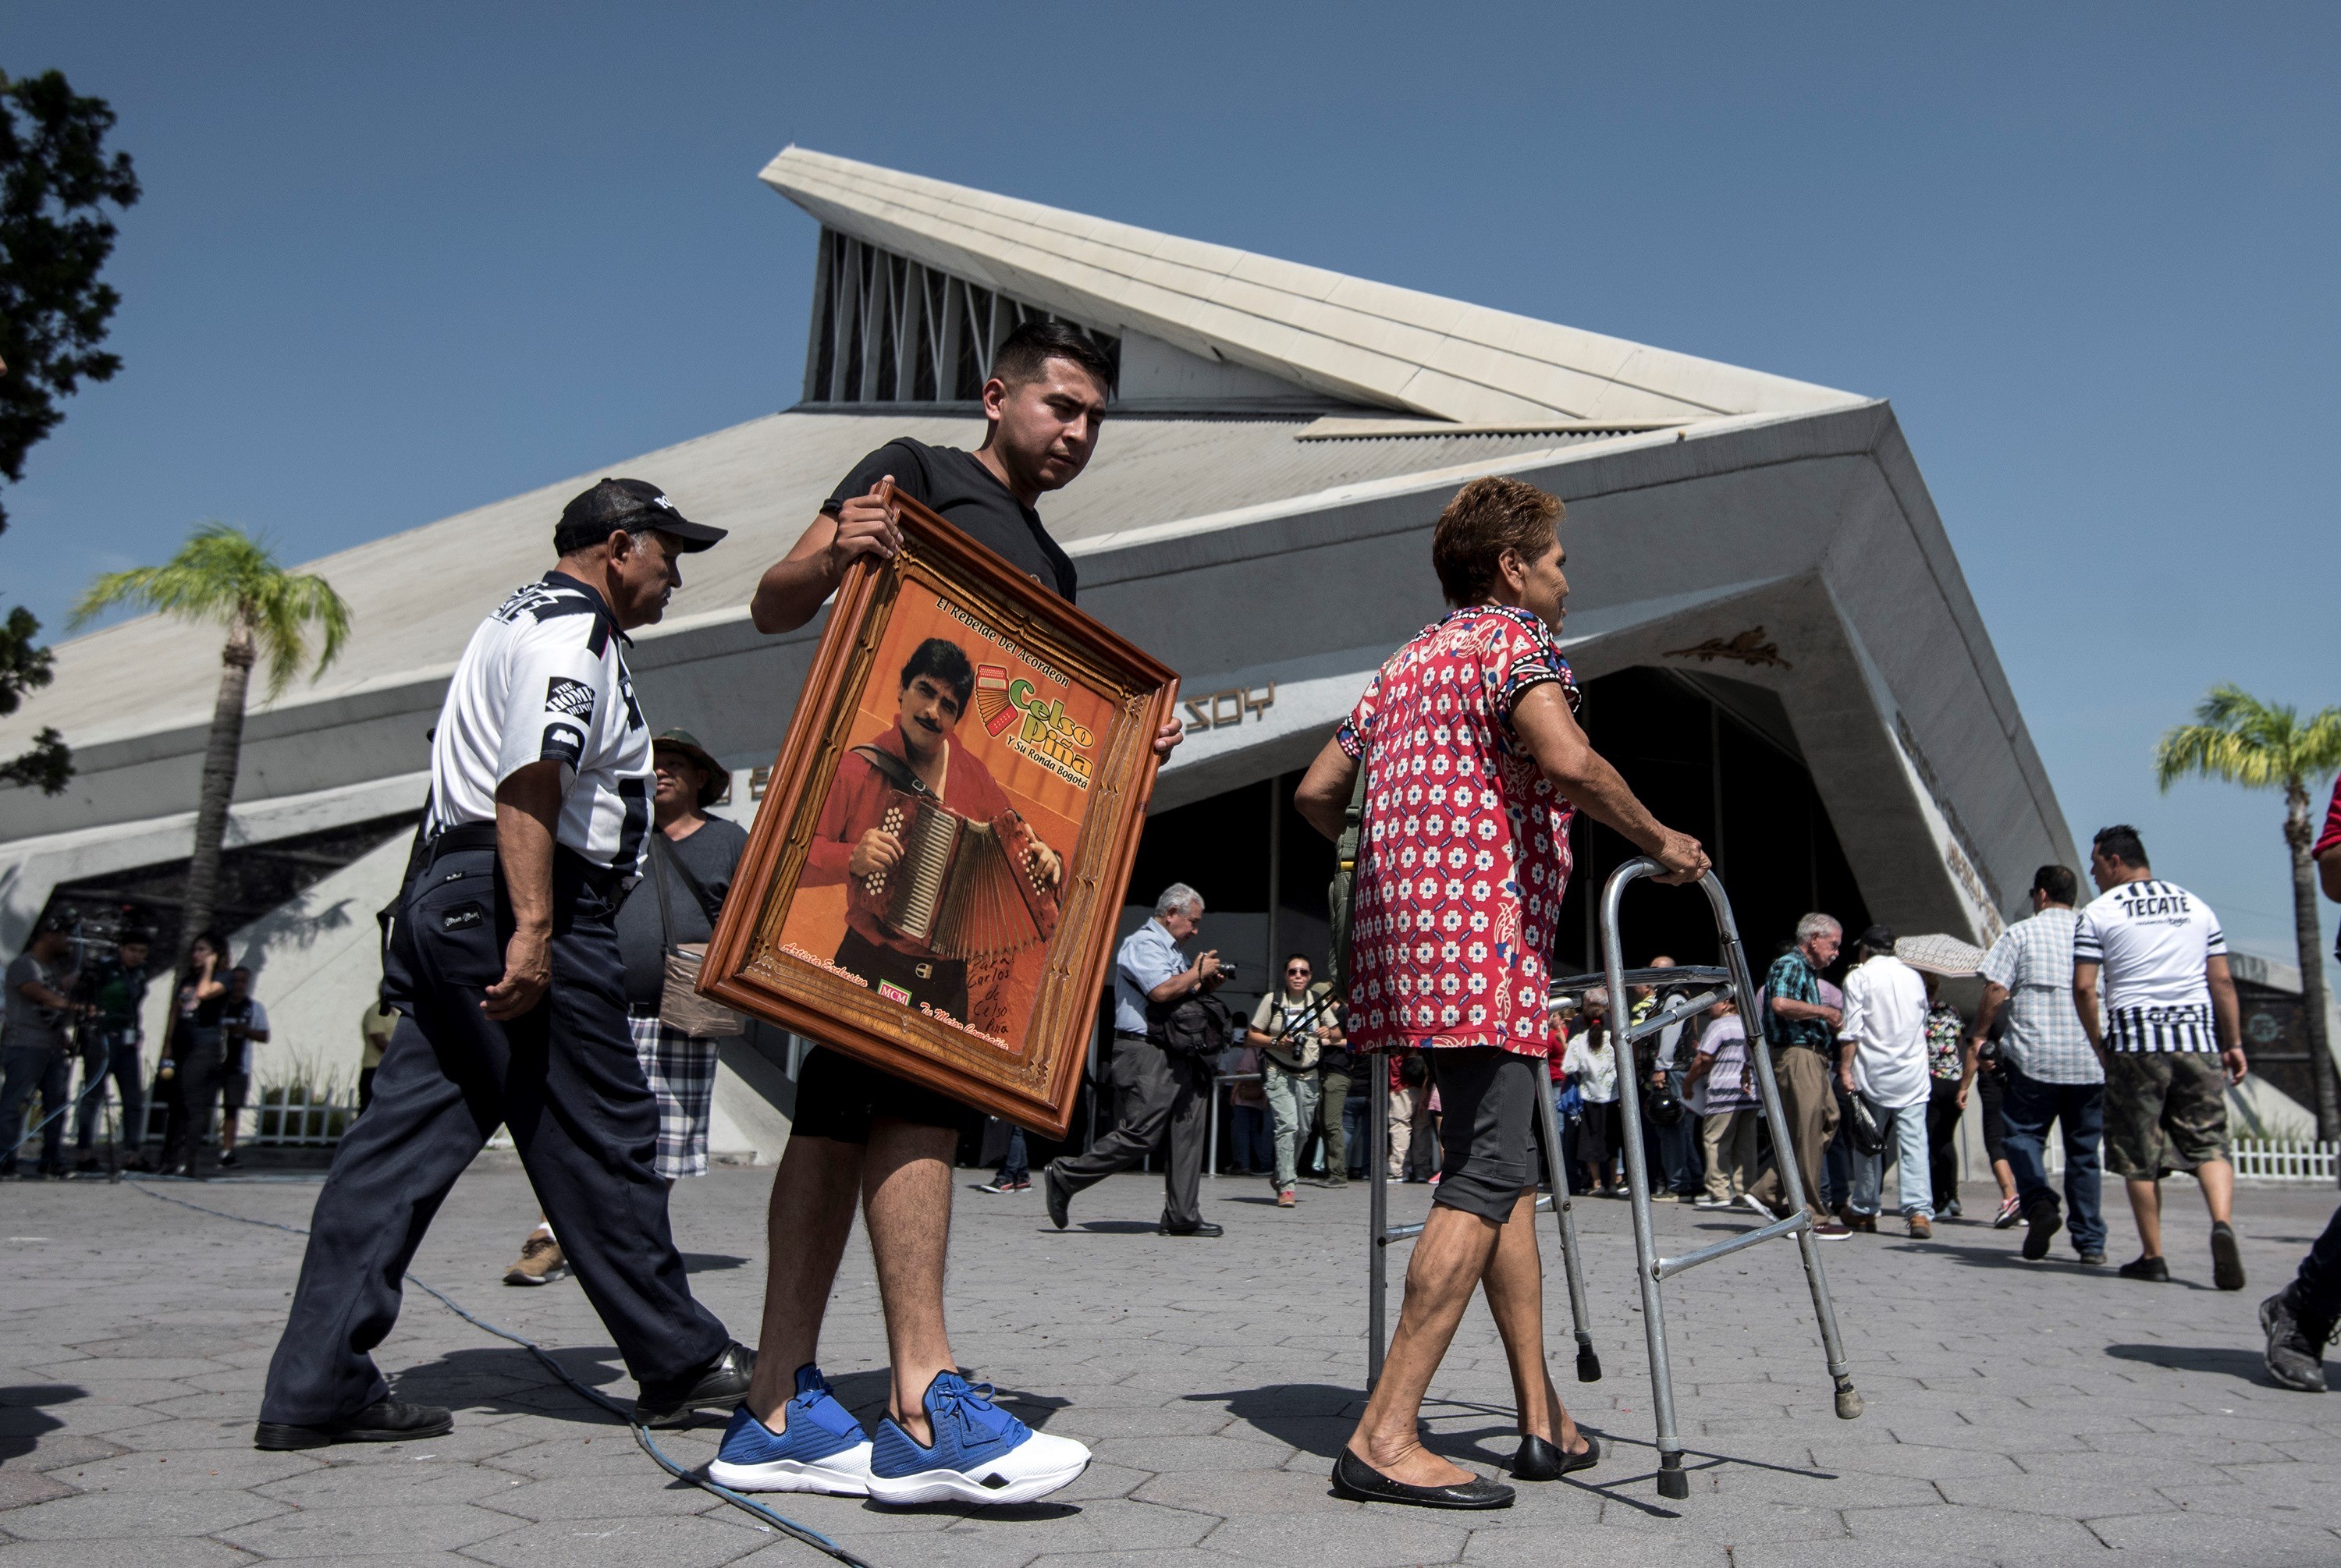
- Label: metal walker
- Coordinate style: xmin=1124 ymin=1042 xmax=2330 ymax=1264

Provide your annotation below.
xmin=1364 ymin=859 xmax=1863 ymax=1499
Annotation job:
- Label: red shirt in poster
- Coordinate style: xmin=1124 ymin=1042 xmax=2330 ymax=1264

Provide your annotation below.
xmin=1336 ymin=605 xmax=1579 ymax=1059
xmin=2314 ymin=773 xmax=2341 ymax=863
xmin=803 ymin=724 xmax=1018 ymax=956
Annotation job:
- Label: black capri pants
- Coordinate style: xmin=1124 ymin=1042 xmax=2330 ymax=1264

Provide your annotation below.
xmin=1427 ymin=1047 xmax=1543 ymax=1222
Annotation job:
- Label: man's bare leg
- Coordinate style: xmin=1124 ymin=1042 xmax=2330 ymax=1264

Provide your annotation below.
xmin=863 ymin=1119 xmax=960 ymax=1446
xmin=1347 ymin=1204 xmax=1504 ymax=1487
xmin=2127 ymin=1176 xmax=2164 ymax=1258
xmin=745 ymin=1136 xmax=866 ymax=1426
xmin=2196 ymin=1158 xmax=2235 ymax=1225
xmin=1476 ymin=1189 xmax=1581 ymax=1453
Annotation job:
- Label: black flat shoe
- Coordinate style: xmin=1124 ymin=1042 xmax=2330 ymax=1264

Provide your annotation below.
xmin=254 ymin=1397 xmax=452 ymax=1451
xmin=1512 ymin=1431 xmax=1600 ymax=1480
xmin=1330 ymin=1447 xmax=1514 ymax=1509
xmin=633 ymin=1339 xmax=755 ymax=1428
xmin=1045 ymin=1162 xmax=1072 ymax=1230
xmin=1160 ymin=1221 xmax=1224 ymax=1236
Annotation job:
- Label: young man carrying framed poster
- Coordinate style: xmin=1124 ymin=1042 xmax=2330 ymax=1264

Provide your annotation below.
xmin=720 ymin=321 xmax=1183 ymax=1506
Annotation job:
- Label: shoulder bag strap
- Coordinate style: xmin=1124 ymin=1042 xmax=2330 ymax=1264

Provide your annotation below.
xmin=851 ymin=742 xmax=933 ymax=800
xmin=649 ymin=832 xmax=677 ymax=953
xmin=651 ymin=829 xmax=725 ymax=927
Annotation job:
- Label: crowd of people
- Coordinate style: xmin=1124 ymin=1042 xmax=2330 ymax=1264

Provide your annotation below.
xmin=6 ymin=317 xmax=2337 ymax=1524
xmin=0 ymin=917 xmax=275 ymax=1180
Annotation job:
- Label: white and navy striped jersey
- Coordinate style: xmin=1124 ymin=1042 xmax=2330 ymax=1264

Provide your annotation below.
xmin=2073 ymin=878 xmax=2227 ymax=1052
xmin=423 ymin=571 xmax=652 ymax=873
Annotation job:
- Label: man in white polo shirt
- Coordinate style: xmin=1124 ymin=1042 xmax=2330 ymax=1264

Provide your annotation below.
xmin=1835 ymin=924 xmax=1935 ymax=1239
xmin=2073 ymin=824 xmax=2247 ymax=1289
xmin=254 ymin=479 xmax=755 ymax=1450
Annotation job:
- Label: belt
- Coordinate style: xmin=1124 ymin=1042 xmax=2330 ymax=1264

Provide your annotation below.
xmin=421 ymin=823 xmax=620 ymax=897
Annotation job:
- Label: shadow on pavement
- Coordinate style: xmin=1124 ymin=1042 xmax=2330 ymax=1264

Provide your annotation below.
xmin=679 ymin=1252 xmax=748 ymax=1273
xmin=2105 ymin=1342 xmax=2279 ymax=1386
xmin=0 ymin=1385 xmax=82 ymax=1463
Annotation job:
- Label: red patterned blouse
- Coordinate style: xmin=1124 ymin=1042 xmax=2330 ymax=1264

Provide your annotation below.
xmin=1335 ymin=605 xmax=1579 ymax=1058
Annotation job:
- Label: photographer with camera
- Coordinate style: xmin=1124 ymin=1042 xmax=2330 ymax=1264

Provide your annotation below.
xmin=1046 ymin=884 xmax=1229 ymax=1237
xmin=1247 ymin=953 xmax=1337 ymax=1208
xmin=74 ymin=928 xmax=155 ymax=1172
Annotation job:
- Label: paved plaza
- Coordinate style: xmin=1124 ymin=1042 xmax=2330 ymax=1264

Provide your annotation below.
xmin=5 ymin=1162 xmax=2341 ymax=1566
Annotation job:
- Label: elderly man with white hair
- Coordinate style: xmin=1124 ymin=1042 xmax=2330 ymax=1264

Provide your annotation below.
xmin=1046 ymin=883 xmax=1229 ymax=1237
xmin=1746 ymin=913 xmax=1854 ymax=1240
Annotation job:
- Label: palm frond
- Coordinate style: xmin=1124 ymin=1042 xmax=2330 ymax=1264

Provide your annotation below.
xmin=2156 ymin=682 xmax=2341 ymax=793
xmin=69 ymin=520 xmax=354 ymax=696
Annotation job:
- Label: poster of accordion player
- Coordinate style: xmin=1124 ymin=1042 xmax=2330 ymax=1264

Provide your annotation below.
xmin=702 ymin=492 xmax=1176 ymax=1137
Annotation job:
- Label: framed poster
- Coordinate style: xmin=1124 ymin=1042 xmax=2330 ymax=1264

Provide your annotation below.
xmin=702 ymin=488 xmax=1179 ymax=1137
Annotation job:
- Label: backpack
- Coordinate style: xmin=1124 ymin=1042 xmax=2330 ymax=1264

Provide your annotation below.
xmin=1149 ymin=990 xmax=1237 ymax=1060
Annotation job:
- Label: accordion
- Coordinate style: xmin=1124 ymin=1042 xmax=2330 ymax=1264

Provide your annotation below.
xmin=852 ymin=790 xmax=1062 ymax=961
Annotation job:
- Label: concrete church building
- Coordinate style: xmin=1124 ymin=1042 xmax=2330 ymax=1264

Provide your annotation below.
xmin=0 ymin=147 xmax=2105 ymax=1159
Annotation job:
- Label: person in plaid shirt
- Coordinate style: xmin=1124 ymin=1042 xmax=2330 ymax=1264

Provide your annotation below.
xmin=1295 ymin=476 xmax=1707 ymax=1509
xmin=1970 ymin=864 xmax=2106 ymax=1265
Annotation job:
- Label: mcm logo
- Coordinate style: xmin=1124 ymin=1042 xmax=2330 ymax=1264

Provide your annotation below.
xmin=545 ymin=676 xmax=598 ymax=721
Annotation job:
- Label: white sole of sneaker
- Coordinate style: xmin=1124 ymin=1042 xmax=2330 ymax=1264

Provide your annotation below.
xmin=707 ymin=1453 xmax=872 ymax=1496
xmin=866 ymin=1452 xmax=1089 ymax=1506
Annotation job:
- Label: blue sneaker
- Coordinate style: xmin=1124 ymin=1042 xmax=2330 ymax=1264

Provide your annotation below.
xmin=705 ymin=1364 xmax=875 ymax=1496
xmin=865 ymin=1371 xmax=1090 ymax=1506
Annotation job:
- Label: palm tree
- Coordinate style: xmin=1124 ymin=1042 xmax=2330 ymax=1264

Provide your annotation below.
xmin=2155 ymin=683 xmax=2341 ymax=1142
xmin=72 ymin=522 xmax=352 ymax=962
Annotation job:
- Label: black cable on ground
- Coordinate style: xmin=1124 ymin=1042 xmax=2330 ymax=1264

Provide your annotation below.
xmin=126 ymin=1180 xmax=873 ymax=1568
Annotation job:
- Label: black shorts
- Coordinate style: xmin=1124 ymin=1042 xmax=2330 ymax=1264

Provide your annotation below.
xmin=1428 ymin=1047 xmax=1543 ymax=1222
xmin=790 ymin=1045 xmax=972 ymax=1146
xmin=220 ymin=1072 xmax=251 ymax=1112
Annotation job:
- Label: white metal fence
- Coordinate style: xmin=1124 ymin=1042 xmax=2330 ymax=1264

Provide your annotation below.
xmin=133 ymin=1089 xmax=356 ymax=1148
xmin=2232 ymin=1138 xmax=2339 ymax=1183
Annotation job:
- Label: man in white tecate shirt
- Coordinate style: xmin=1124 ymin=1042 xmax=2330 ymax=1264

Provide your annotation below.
xmin=1835 ymin=924 xmax=1935 ymax=1239
xmin=254 ymin=478 xmax=755 ymax=1453
xmin=2073 ymin=824 xmax=2247 ymax=1290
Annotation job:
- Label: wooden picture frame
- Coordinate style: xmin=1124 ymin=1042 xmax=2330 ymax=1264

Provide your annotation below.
xmin=701 ymin=490 xmax=1178 ymax=1137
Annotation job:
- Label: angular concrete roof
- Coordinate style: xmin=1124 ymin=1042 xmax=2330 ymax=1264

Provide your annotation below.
xmin=762 ymin=147 xmax=1868 ymax=426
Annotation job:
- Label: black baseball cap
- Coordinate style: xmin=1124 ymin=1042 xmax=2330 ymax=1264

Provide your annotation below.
xmin=1857 ymin=923 xmax=1896 ymax=952
xmin=559 ymin=477 xmax=728 ymax=553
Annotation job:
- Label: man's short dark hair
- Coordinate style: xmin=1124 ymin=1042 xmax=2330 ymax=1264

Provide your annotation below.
xmin=1431 ymin=477 xmax=1563 ymax=607
xmin=900 ymin=637 xmax=975 ymax=716
xmin=2092 ymin=825 xmax=2149 ymax=868
xmin=2032 ymin=864 xmax=2078 ymax=905
xmin=991 ymin=319 xmax=1115 ymax=396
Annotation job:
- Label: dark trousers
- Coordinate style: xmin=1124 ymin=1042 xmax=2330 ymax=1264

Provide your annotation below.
xmin=1312 ymin=1066 xmax=1352 ymax=1177
xmin=162 ymin=1033 xmax=226 ymax=1175
xmin=76 ymin=1038 xmax=146 ymax=1154
xmin=995 ymin=1126 xmax=1028 ymax=1183
xmin=259 ymin=844 xmax=727 ymax=1426
xmin=1 ymin=1045 xmax=69 ymax=1173
xmin=1053 ymin=1033 xmax=1207 ymax=1229
xmin=1925 ymin=1077 xmax=1963 ymax=1208
xmin=2290 ymin=1204 xmax=2341 ymax=1325
xmin=1999 ymin=1063 xmax=2106 ymax=1254
xmin=1645 ymin=1066 xmax=1702 ymax=1194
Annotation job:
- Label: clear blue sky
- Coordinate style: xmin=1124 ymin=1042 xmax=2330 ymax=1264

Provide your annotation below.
xmin=5 ymin=3 xmax=2335 ymax=972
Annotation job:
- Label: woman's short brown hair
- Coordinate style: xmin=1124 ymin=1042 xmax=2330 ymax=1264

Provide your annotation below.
xmin=1430 ymin=477 xmax=1562 ymax=606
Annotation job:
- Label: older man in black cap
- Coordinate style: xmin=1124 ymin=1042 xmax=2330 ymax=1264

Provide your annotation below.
xmin=257 ymin=479 xmax=758 ymax=1449
xmin=504 ymin=727 xmax=748 ymax=1283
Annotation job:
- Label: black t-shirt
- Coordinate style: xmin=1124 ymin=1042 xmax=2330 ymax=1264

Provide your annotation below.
xmin=821 ymin=438 xmax=1077 ymax=602
xmin=615 ymin=816 xmax=750 ymax=1011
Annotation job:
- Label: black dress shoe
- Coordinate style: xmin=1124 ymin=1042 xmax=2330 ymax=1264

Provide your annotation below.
xmin=1160 ymin=1221 xmax=1224 ymax=1236
xmin=1045 ymin=1162 xmax=1071 ymax=1230
xmin=633 ymin=1340 xmax=755 ymax=1428
xmin=254 ymin=1397 xmax=453 ymax=1451
xmin=1512 ymin=1431 xmax=1600 ymax=1480
xmin=1330 ymin=1447 xmax=1514 ymax=1509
